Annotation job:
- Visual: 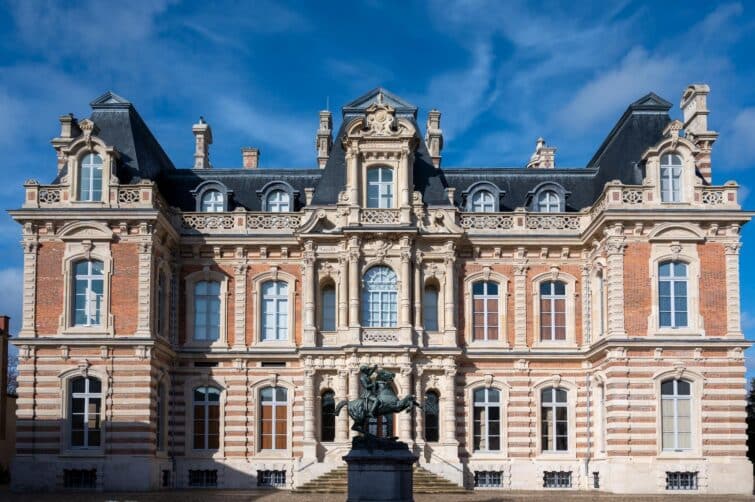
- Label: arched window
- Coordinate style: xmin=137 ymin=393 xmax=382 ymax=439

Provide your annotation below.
xmin=659 ymin=261 xmax=688 ymax=328
xmin=260 ymin=386 xmax=288 ymax=450
xmin=362 ymin=266 xmax=397 ymax=328
xmin=70 ymin=376 xmax=101 ymax=448
xmin=423 ymin=284 xmax=439 ymax=331
xmin=321 ymin=284 xmax=336 ymax=332
xmin=262 ymin=281 xmax=289 ymax=341
xmin=367 ymin=167 xmax=394 ymax=208
xmin=266 ymin=189 xmax=290 ymax=212
xmin=537 ymin=190 xmax=560 ymax=212
xmin=660 ymin=153 xmax=683 ymax=202
xmin=661 ymin=379 xmax=692 ymax=451
xmin=424 ymin=390 xmax=440 ymax=442
xmin=473 ymin=387 xmax=500 ymax=451
xmin=471 ymin=190 xmax=495 ymax=212
xmin=200 ymin=190 xmax=225 ymax=212
xmin=193 ymin=386 xmax=220 ymax=450
xmin=194 ymin=280 xmax=221 ymax=342
xmin=472 ymin=281 xmax=498 ymax=341
xmin=539 ymin=281 xmax=566 ymax=341
xmin=73 ymin=260 xmax=104 ymax=327
xmin=541 ymin=387 xmax=568 ymax=452
xmin=78 ymin=153 xmax=103 ymax=201
xmin=321 ymin=390 xmax=336 ymax=442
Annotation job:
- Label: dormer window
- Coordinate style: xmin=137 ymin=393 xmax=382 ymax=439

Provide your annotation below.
xmin=462 ymin=182 xmax=503 ymax=212
xmin=660 ymin=153 xmax=683 ymax=202
xmin=78 ymin=153 xmax=103 ymax=201
xmin=537 ymin=190 xmax=560 ymax=213
xmin=267 ymin=190 xmax=290 ymax=212
xmin=471 ymin=190 xmax=495 ymax=212
xmin=201 ymin=190 xmax=224 ymax=212
xmin=367 ymin=167 xmax=393 ymax=208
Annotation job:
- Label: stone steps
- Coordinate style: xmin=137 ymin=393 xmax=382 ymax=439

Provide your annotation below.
xmin=296 ymin=465 xmax=468 ymax=494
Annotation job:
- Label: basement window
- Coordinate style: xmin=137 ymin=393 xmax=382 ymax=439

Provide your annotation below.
xmin=260 ymin=361 xmax=286 ymax=368
xmin=543 ymin=471 xmax=571 ymax=488
xmin=63 ymin=469 xmax=97 ymax=489
xmin=194 ymin=361 xmax=218 ymax=368
xmin=666 ymin=471 xmax=698 ymax=491
xmin=474 ymin=471 xmax=502 ymax=488
xmin=257 ymin=470 xmax=286 ymax=488
xmin=592 ymin=472 xmax=600 ymax=489
xmin=188 ymin=469 xmax=217 ymax=487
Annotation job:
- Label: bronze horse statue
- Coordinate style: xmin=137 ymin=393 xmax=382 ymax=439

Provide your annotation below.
xmin=335 ymin=367 xmax=421 ymax=436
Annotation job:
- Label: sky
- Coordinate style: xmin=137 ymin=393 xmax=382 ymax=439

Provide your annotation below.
xmin=1 ymin=0 xmax=755 ymax=378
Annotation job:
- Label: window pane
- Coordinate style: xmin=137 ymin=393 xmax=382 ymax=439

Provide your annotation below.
xmin=661 ymin=381 xmax=674 ymax=395
xmin=260 ymin=387 xmax=273 ymax=401
xmin=676 ymin=380 xmax=690 ymax=395
xmin=553 ymin=282 xmax=565 ymax=295
xmin=472 ymin=282 xmax=484 ymax=295
xmin=276 ymin=387 xmax=288 ymax=401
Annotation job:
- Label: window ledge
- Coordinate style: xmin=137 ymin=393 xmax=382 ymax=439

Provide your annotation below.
xmin=60 ymin=450 xmax=105 ymax=458
xmin=468 ymin=452 xmax=507 ymax=461
xmin=536 ymin=452 xmax=576 ymax=459
xmin=657 ymin=451 xmax=702 ymax=460
xmin=649 ymin=329 xmax=704 ymax=337
xmin=60 ymin=327 xmax=113 ymax=337
xmin=531 ymin=341 xmax=578 ymax=350
xmin=255 ymin=451 xmax=293 ymax=460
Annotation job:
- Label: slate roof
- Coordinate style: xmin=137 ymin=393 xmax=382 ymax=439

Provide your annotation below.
xmin=58 ymin=88 xmax=676 ymax=213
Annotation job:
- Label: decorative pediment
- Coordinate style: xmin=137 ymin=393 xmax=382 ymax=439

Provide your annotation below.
xmin=647 ymin=223 xmax=705 ymax=242
xmin=365 ymin=103 xmax=398 ymax=136
xmin=342 ymin=87 xmax=417 ymax=118
xmin=57 ymin=221 xmax=114 ymax=241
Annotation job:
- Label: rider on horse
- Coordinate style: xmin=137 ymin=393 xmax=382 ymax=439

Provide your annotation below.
xmin=359 ymin=365 xmax=380 ymax=418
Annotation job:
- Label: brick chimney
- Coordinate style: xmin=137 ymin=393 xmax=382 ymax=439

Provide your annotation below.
xmin=242 ymin=147 xmax=260 ymax=169
xmin=193 ymin=116 xmax=212 ymax=169
xmin=526 ymin=137 xmax=556 ymax=169
xmin=681 ymin=84 xmax=718 ymax=184
xmin=425 ymin=109 xmax=443 ymax=168
xmin=316 ymin=111 xmax=332 ymax=169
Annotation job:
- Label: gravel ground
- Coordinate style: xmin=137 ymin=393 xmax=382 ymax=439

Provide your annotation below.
xmin=0 ymin=489 xmax=753 ymax=502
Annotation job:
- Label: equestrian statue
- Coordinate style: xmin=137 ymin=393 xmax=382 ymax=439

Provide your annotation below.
xmin=335 ymin=365 xmax=422 ymax=437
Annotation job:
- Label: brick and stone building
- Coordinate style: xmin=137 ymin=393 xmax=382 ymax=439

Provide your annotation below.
xmin=8 ymin=86 xmax=752 ymax=494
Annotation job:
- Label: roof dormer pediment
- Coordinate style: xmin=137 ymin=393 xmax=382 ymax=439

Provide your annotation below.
xmin=342 ymin=87 xmax=417 ymax=119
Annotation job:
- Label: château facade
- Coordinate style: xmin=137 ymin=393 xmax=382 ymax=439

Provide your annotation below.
xmin=9 ymin=85 xmax=752 ymax=494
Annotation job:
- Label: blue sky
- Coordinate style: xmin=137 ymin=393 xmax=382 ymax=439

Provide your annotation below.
xmin=1 ymin=1 xmax=755 ymax=378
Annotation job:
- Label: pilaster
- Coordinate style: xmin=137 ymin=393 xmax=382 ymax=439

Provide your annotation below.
xmin=336 ymin=369 xmax=350 ymax=442
xmin=513 ymin=252 xmax=528 ymax=348
xmin=725 ymin=242 xmax=743 ymax=337
xmin=605 ymin=227 xmax=627 ymax=338
xmin=302 ymin=367 xmax=317 ymax=459
xmin=397 ymin=364 xmax=412 ymax=443
xmin=135 ymin=239 xmax=153 ymax=336
xmin=581 ymin=262 xmax=592 ymax=346
xmin=19 ymin=238 xmax=38 ymax=337
xmin=302 ymin=241 xmax=316 ymax=346
xmin=232 ymin=260 xmax=248 ymax=350
xmin=443 ymin=242 xmax=457 ymax=346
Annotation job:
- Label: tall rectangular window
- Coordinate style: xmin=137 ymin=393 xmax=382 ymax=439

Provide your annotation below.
xmin=73 ymin=260 xmax=104 ymax=327
xmin=321 ymin=285 xmax=336 ymax=331
xmin=661 ymin=379 xmax=692 ymax=451
xmin=472 ymin=281 xmax=498 ymax=341
xmin=260 ymin=387 xmax=288 ymax=450
xmin=70 ymin=377 xmax=101 ymax=448
xmin=77 ymin=153 xmax=103 ymax=201
xmin=541 ymin=387 xmax=568 ymax=452
xmin=194 ymin=281 xmax=221 ymax=341
xmin=540 ymin=281 xmax=566 ymax=341
xmin=660 ymin=154 xmax=683 ymax=202
xmin=193 ymin=386 xmax=220 ymax=450
xmin=362 ymin=266 xmax=398 ymax=328
xmin=659 ymin=261 xmax=688 ymax=328
xmin=423 ymin=285 xmax=439 ymax=331
xmin=367 ymin=167 xmax=393 ymax=208
xmin=262 ymin=281 xmax=289 ymax=341
xmin=473 ymin=387 xmax=500 ymax=451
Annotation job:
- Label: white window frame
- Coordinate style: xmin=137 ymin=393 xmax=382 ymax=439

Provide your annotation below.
xmin=185 ymin=269 xmax=229 ymax=348
xmin=463 ymin=270 xmax=508 ymax=348
xmin=69 ymin=376 xmax=102 ymax=449
xmin=266 ymin=190 xmax=290 ymax=212
xmin=261 ymin=280 xmax=289 ymax=341
xmin=661 ymin=379 xmax=692 ymax=452
xmin=658 ymin=261 xmax=688 ymax=329
xmin=539 ymin=280 xmax=567 ymax=341
xmin=192 ymin=386 xmax=221 ymax=451
xmin=472 ymin=281 xmax=499 ymax=342
xmin=77 ymin=153 xmax=104 ymax=202
xmin=537 ymin=190 xmax=560 ymax=212
xmin=252 ymin=269 xmax=296 ymax=347
xmin=653 ymin=369 xmax=702 ymax=458
xmin=260 ymin=386 xmax=289 ymax=451
xmin=540 ymin=387 xmax=569 ymax=453
xmin=200 ymin=190 xmax=225 ymax=212
xmin=660 ymin=153 xmax=683 ymax=203
xmin=193 ymin=280 xmax=222 ymax=342
xmin=534 ymin=378 xmax=577 ymax=458
xmin=72 ymin=260 xmax=105 ymax=327
xmin=59 ymin=367 xmax=109 ymax=454
xmin=472 ymin=387 xmax=502 ymax=452
xmin=362 ymin=266 xmax=398 ymax=328
xmin=366 ymin=167 xmax=394 ymax=208
xmin=531 ymin=272 xmax=577 ymax=348
xmin=471 ymin=190 xmax=495 ymax=212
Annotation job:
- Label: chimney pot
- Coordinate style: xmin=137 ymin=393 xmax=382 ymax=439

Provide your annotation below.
xmin=242 ymin=147 xmax=260 ymax=169
xmin=193 ymin=117 xmax=213 ymax=169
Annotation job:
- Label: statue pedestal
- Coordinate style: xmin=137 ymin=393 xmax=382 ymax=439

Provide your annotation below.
xmin=343 ymin=437 xmax=418 ymax=502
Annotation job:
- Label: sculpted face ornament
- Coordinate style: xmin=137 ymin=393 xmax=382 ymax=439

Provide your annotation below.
xmin=335 ymin=364 xmax=421 ymax=438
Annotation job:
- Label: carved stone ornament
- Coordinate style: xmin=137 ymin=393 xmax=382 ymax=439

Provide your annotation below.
xmin=77 ymin=359 xmax=91 ymax=377
xmin=484 ymin=374 xmax=494 ymax=388
xmin=364 ymin=103 xmax=398 ymax=136
xmin=673 ymin=361 xmax=686 ymax=381
xmin=669 ymin=241 xmax=683 ymax=261
xmin=514 ymin=359 xmax=529 ymax=371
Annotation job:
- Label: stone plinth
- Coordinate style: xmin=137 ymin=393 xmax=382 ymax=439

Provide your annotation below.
xmin=343 ymin=437 xmax=418 ymax=502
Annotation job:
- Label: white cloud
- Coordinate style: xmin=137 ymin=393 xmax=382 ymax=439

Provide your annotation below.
xmin=719 ymin=108 xmax=755 ymax=170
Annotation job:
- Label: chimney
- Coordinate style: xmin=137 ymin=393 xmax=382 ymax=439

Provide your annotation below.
xmin=681 ymin=84 xmax=718 ymax=184
xmin=526 ymin=137 xmax=556 ymax=169
xmin=0 ymin=315 xmax=8 ymax=334
xmin=425 ymin=109 xmax=444 ymax=168
xmin=316 ymin=111 xmax=332 ymax=169
xmin=193 ymin=116 xmax=212 ymax=169
xmin=242 ymin=147 xmax=260 ymax=169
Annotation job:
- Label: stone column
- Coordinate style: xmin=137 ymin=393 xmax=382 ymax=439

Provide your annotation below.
xmin=397 ymin=365 xmax=412 ymax=443
xmin=443 ymin=244 xmax=456 ymax=331
xmin=605 ymin=228 xmax=627 ymax=338
xmin=302 ymin=241 xmax=316 ymax=346
xmin=400 ymin=245 xmax=412 ymax=327
xmin=725 ymin=242 xmax=743 ymax=336
xmin=413 ymin=253 xmax=423 ymax=330
xmin=414 ymin=367 xmax=425 ymax=445
xmin=348 ymin=239 xmax=360 ymax=330
xmin=442 ymin=363 xmax=457 ymax=445
xmin=232 ymin=261 xmax=248 ymax=350
xmin=19 ymin=239 xmax=38 ymax=338
xmin=348 ymin=366 xmax=360 ymax=438
xmin=581 ymin=263 xmax=592 ymax=346
xmin=135 ymin=240 xmax=153 ymax=337
xmin=338 ymin=255 xmax=349 ymax=330
xmin=513 ymin=260 xmax=528 ymax=348
xmin=302 ymin=368 xmax=317 ymax=458
xmin=336 ymin=369 xmax=350 ymax=442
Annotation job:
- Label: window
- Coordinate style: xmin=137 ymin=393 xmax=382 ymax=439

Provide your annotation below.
xmin=73 ymin=260 xmax=104 ymax=327
xmin=472 ymin=281 xmax=498 ymax=341
xmin=70 ymin=376 xmax=102 ymax=448
xmin=257 ymin=470 xmax=286 ymax=488
xmin=540 ymin=281 xmax=566 ymax=341
xmin=543 ymin=471 xmax=572 ymax=488
xmin=64 ymin=469 xmax=97 ymax=489
xmin=368 ymin=414 xmax=394 ymax=438
xmin=321 ymin=390 xmax=336 ymax=442
xmin=262 ymin=281 xmax=289 ymax=341
xmin=367 ymin=167 xmax=393 ymax=208
xmin=666 ymin=471 xmax=697 ymax=491
xmin=660 ymin=153 xmax=683 ymax=202
xmin=362 ymin=266 xmax=398 ymax=328
xmin=423 ymin=285 xmax=439 ymax=331
xmin=156 ymin=271 xmax=168 ymax=338
xmin=260 ymin=387 xmax=288 ymax=450
xmin=189 ymin=470 xmax=218 ymax=487
xmin=194 ymin=281 xmax=221 ymax=342
xmin=77 ymin=153 xmax=103 ymax=201
xmin=266 ymin=189 xmax=290 ymax=212
xmin=659 ymin=261 xmax=688 ymax=328
xmin=321 ymin=284 xmax=336 ymax=331
xmin=474 ymin=471 xmax=502 ymax=488
xmin=537 ymin=190 xmax=560 ymax=212
xmin=471 ymin=190 xmax=495 ymax=212
xmin=593 ymin=472 xmax=600 ymax=489
xmin=424 ymin=390 xmax=439 ymax=442
xmin=156 ymin=383 xmax=166 ymax=451
xmin=200 ymin=190 xmax=224 ymax=212
xmin=661 ymin=379 xmax=692 ymax=451
xmin=541 ymin=387 xmax=568 ymax=452
xmin=473 ymin=387 xmax=500 ymax=451
xmin=193 ymin=386 xmax=220 ymax=450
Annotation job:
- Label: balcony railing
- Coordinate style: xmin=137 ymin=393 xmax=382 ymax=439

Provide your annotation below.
xmin=179 ymin=212 xmax=302 ymax=234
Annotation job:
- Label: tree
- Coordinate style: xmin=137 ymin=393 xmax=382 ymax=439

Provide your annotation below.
xmin=6 ymin=354 xmax=17 ymax=397
xmin=747 ymin=378 xmax=755 ymax=474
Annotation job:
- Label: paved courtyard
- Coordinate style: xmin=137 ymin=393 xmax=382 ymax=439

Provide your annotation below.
xmin=0 ymin=489 xmax=753 ymax=502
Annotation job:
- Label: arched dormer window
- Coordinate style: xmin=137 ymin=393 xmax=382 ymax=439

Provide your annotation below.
xmin=191 ymin=180 xmax=232 ymax=212
xmin=366 ymin=167 xmax=394 ymax=208
xmin=526 ymin=182 xmax=569 ymax=212
xmin=660 ymin=153 xmax=683 ymax=202
xmin=77 ymin=153 xmax=103 ymax=202
xmin=462 ymin=182 xmax=503 ymax=212
xmin=257 ymin=181 xmax=299 ymax=212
